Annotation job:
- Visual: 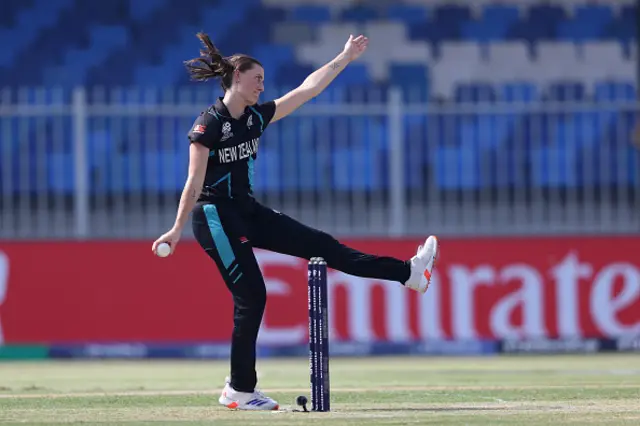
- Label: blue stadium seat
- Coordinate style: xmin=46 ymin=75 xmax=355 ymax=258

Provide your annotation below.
xmin=556 ymin=5 xmax=613 ymax=41
xmin=580 ymin=111 xmax=637 ymax=187
xmin=454 ymin=82 xmax=497 ymax=103
xmin=594 ymin=81 xmax=636 ymax=101
xmin=330 ymin=63 xmax=371 ymax=87
xmin=253 ymin=147 xmax=283 ymax=191
xmin=389 ymin=63 xmax=430 ymax=103
xmin=605 ymin=5 xmax=637 ymax=43
xmin=624 ymin=146 xmax=639 ymax=185
xmin=311 ymin=86 xmax=349 ymax=104
xmin=332 ymin=147 xmax=384 ymax=191
xmin=251 ymin=44 xmax=295 ymax=78
xmin=343 ymin=82 xmax=391 ymax=104
xmin=434 ymin=145 xmax=484 ymax=190
xmin=140 ymin=150 xmax=188 ymax=191
xmin=507 ymin=111 xmax=551 ymax=152
xmin=340 ymin=4 xmax=380 ymax=23
xmin=386 ymin=4 xmax=429 ymax=25
xmin=291 ymin=5 xmax=331 ymax=24
xmin=545 ymin=81 xmax=586 ymax=102
xmin=605 ymin=111 xmax=635 ymax=150
xmin=507 ymin=4 xmax=567 ymax=42
xmin=86 ymin=128 xmax=117 ymax=195
xmin=400 ymin=114 xmax=429 ymax=189
xmin=454 ymin=85 xmax=513 ymax=157
xmin=530 ymin=147 xmax=579 ymax=187
xmin=409 ymin=5 xmax=471 ymax=43
xmin=129 ymin=0 xmax=171 ymax=21
xmin=274 ymin=63 xmax=314 ymax=87
xmin=47 ymin=153 xmax=75 ymax=195
xmin=436 ymin=5 xmax=472 ymax=28
xmin=499 ymin=82 xmax=540 ymax=103
xmin=461 ymin=5 xmax=520 ymax=41
xmin=82 ymin=0 xmax=130 ymax=24
xmin=549 ymin=111 xmax=611 ymax=151
xmin=0 ymin=87 xmax=69 ymax=105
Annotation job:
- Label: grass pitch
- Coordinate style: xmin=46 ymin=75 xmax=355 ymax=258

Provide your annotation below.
xmin=0 ymin=354 xmax=639 ymax=425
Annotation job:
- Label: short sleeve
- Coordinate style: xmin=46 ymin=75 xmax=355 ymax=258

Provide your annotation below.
xmin=188 ymin=111 xmax=219 ymax=149
xmin=254 ymin=101 xmax=276 ymax=130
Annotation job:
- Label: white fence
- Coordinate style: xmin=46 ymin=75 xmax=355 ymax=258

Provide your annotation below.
xmin=0 ymin=86 xmax=638 ymax=239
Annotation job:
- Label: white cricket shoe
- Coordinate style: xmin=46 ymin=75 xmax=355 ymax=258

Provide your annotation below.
xmin=218 ymin=377 xmax=279 ymax=411
xmin=404 ymin=236 xmax=439 ymax=294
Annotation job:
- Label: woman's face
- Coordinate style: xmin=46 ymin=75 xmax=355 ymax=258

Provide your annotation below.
xmin=235 ymin=64 xmax=265 ymax=105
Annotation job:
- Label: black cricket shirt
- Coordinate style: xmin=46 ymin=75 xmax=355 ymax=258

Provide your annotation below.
xmin=187 ymin=97 xmax=276 ymax=202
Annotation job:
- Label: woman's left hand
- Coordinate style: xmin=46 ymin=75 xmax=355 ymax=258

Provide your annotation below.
xmin=343 ymin=34 xmax=369 ymax=62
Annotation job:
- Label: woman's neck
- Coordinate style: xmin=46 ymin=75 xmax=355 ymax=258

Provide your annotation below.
xmin=222 ymin=92 xmax=247 ymax=119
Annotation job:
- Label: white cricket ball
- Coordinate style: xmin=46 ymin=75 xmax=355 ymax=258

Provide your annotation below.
xmin=156 ymin=242 xmax=171 ymax=258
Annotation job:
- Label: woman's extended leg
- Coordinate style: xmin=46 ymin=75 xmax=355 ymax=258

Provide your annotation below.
xmin=250 ymin=204 xmax=438 ymax=292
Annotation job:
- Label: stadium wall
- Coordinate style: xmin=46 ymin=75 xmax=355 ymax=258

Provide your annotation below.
xmin=0 ymin=237 xmax=638 ymax=358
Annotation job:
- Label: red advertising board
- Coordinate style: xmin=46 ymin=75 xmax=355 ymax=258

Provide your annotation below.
xmin=0 ymin=237 xmax=638 ymax=344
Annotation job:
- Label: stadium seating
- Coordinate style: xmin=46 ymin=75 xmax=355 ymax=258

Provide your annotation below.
xmin=0 ymin=0 xmax=637 ymax=195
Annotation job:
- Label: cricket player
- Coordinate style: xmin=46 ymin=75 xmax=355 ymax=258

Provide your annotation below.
xmin=152 ymin=32 xmax=439 ymax=410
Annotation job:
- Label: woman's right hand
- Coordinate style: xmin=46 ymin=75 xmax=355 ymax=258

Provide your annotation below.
xmin=152 ymin=227 xmax=182 ymax=255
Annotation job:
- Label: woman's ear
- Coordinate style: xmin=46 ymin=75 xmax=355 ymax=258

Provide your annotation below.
xmin=234 ymin=69 xmax=241 ymax=84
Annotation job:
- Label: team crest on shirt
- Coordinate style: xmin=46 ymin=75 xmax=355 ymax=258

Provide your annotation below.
xmin=247 ymin=115 xmax=253 ymax=128
xmin=221 ymin=121 xmax=233 ymax=141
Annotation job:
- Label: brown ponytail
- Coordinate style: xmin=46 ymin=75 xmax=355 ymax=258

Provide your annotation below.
xmin=184 ymin=32 xmax=263 ymax=92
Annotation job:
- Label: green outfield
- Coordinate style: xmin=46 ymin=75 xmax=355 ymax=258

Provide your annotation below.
xmin=0 ymin=354 xmax=639 ymax=425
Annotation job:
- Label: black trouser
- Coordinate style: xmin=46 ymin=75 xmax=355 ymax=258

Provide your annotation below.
xmin=191 ymin=198 xmax=410 ymax=393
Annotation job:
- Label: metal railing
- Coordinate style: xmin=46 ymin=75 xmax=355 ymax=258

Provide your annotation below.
xmin=0 ymin=86 xmax=638 ymax=239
